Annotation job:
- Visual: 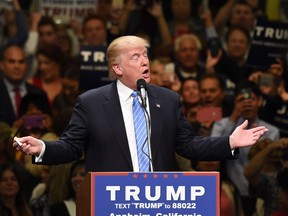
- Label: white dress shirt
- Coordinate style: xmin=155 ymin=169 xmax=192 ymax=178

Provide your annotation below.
xmin=117 ymin=80 xmax=150 ymax=172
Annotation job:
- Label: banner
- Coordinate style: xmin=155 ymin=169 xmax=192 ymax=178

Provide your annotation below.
xmin=91 ymin=172 xmax=220 ymax=216
xmin=40 ymin=0 xmax=97 ymax=24
xmin=247 ymin=19 xmax=288 ymax=70
xmin=79 ymin=45 xmax=112 ymax=91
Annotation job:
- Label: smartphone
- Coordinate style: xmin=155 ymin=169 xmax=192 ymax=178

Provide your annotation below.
xmin=23 ymin=114 xmax=45 ymax=129
xmin=259 ymin=73 xmax=274 ymax=87
xmin=196 ymin=107 xmax=222 ymax=122
xmin=239 ymin=88 xmax=252 ymax=101
xmin=207 ymin=38 xmax=221 ymax=58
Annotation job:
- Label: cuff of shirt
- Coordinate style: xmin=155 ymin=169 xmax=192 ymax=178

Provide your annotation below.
xmin=35 ymin=140 xmax=46 ymax=163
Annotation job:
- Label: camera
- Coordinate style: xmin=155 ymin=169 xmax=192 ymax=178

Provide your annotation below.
xmin=239 ymin=88 xmax=252 ymax=101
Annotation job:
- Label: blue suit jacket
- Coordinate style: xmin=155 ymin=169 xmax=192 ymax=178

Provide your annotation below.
xmin=42 ymin=81 xmax=233 ymax=172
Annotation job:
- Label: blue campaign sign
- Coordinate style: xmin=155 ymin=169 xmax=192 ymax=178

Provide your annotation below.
xmin=91 ymin=172 xmax=220 ymax=216
xmin=79 ymin=45 xmax=112 ymax=91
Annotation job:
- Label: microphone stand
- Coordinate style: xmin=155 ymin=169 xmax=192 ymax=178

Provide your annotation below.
xmin=140 ymin=95 xmax=154 ymax=172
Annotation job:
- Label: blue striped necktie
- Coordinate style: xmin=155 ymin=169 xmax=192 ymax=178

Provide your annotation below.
xmin=131 ymin=91 xmax=149 ymax=172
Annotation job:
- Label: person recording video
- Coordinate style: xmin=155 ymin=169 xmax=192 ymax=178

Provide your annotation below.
xmin=13 ymin=36 xmax=268 ymax=173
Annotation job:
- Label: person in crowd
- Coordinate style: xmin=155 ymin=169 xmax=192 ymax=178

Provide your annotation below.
xmin=149 ymin=58 xmax=181 ymax=93
xmin=0 ymin=163 xmax=33 ymax=216
xmin=29 ymin=43 xmax=67 ymax=105
xmin=173 ymin=33 xmax=206 ymax=82
xmin=244 ymin=138 xmax=288 ymax=216
xmin=12 ymin=92 xmax=56 ymax=201
xmin=166 ymin=0 xmax=206 ymax=46
xmin=211 ymin=80 xmax=280 ymax=216
xmin=53 ymin=66 xmax=80 ymax=116
xmin=0 ymin=121 xmax=32 ymax=201
xmin=248 ymin=58 xmax=288 ymax=138
xmin=195 ymin=73 xmax=232 ymax=136
xmin=119 ymin=0 xmax=172 ymax=58
xmin=272 ymin=165 xmax=288 ymax=215
xmin=214 ymin=1 xmax=256 ymax=43
xmin=12 ymin=35 xmax=268 ymax=174
xmin=50 ymin=159 xmax=85 ymax=216
xmin=24 ymin=14 xmax=58 ymax=78
xmin=0 ymin=45 xmax=47 ymax=127
xmin=180 ymin=77 xmax=201 ymax=124
xmin=29 ymin=163 xmax=71 ymax=216
xmin=0 ymin=0 xmax=28 ymax=59
xmin=81 ymin=14 xmax=108 ymax=47
xmin=192 ymin=160 xmax=244 ymax=216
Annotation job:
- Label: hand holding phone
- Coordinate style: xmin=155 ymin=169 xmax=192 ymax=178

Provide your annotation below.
xmin=196 ymin=107 xmax=222 ymax=122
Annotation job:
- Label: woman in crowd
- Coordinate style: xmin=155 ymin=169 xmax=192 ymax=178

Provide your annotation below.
xmin=0 ymin=163 xmax=33 ymax=216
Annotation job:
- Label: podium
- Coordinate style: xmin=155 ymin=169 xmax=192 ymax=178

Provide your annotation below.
xmin=76 ymin=172 xmax=220 ymax=216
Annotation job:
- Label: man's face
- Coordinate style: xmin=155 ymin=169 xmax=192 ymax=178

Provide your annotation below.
xmin=0 ymin=46 xmax=27 ymax=85
xmin=176 ymin=38 xmax=200 ymax=70
xmin=200 ymin=78 xmax=224 ymax=107
xmin=82 ymin=19 xmax=106 ymax=46
xmin=235 ymin=92 xmax=262 ymax=120
xmin=227 ymin=29 xmax=249 ymax=60
xmin=114 ymin=46 xmax=150 ymax=90
xmin=230 ymin=4 xmax=255 ymax=31
xmin=38 ymin=25 xmax=57 ymax=45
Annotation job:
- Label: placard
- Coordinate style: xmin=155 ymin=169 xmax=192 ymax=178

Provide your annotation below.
xmin=247 ymin=19 xmax=288 ymax=71
xmin=40 ymin=0 xmax=98 ymax=24
xmin=91 ymin=172 xmax=220 ymax=216
xmin=79 ymin=45 xmax=112 ymax=91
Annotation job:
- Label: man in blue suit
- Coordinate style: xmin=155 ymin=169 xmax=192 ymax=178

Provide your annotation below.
xmin=13 ymin=36 xmax=268 ymax=173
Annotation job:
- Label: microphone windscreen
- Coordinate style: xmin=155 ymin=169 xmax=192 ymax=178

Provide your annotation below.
xmin=137 ymin=79 xmax=147 ymax=91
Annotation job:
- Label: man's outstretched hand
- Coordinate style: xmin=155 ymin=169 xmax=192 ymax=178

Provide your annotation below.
xmin=12 ymin=136 xmax=43 ymax=156
xmin=229 ymin=120 xmax=268 ymax=150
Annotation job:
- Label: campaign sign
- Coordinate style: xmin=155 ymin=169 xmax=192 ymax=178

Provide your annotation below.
xmin=40 ymin=0 xmax=97 ymax=24
xmin=247 ymin=19 xmax=288 ymax=71
xmin=79 ymin=45 xmax=112 ymax=91
xmin=91 ymin=172 xmax=220 ymax=216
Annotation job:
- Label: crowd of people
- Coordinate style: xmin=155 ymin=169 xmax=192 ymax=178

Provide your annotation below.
xmin=1 ymin=0 xmax=288 ymax=215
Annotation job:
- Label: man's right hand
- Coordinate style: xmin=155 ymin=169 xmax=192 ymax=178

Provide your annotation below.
xmin=13 ymin=136 xmax=43 ymax=157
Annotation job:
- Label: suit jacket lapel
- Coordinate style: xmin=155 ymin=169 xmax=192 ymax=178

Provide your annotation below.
xmin=102 ymin=82 xmax=133 ymax=169
xmin=147 ymin=87 xmax=162 ymax=161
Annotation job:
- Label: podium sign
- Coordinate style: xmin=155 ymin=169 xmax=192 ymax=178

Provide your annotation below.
xmin=77 ymin=172 xmax=220 ymax=216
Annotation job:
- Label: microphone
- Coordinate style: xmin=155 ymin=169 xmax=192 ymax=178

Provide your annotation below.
xmin=137 ymin=79 xmax=147 ymax=108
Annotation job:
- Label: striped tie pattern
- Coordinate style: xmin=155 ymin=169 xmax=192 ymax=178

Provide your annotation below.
xmin=131 ymin=91 xmax=149 ymax=172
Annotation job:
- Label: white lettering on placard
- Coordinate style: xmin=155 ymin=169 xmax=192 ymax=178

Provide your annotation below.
xmin=80 ymin=51 xmax=105 ymax=62
xmin=254 ymin=26 xmax=288 ymax=40
xmin=106 ymin=186 xmax=205 ymax=201
xmin=106 ymin=186 xmax=120 ymax=201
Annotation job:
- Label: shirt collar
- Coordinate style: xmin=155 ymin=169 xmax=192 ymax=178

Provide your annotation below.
xmin=3 ymin=78 xmax=25 ymax=92
xmin=116 ymin=80 xmax=134 ymax=102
